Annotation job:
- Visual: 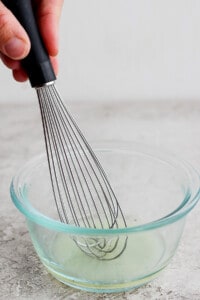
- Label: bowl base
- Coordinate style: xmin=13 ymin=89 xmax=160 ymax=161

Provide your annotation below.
xmin=32 ymin=227 xmax=169 ymax=293
xmin=44 ymin=263 xmax=166 ymax=293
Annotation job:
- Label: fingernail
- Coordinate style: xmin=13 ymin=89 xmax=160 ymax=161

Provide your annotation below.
xmin=3 ymin=37 xmax=28 ymax=59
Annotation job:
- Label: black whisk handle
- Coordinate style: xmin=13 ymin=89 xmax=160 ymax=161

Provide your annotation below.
xmin=2 ymin=0 xmax=56 ymax=87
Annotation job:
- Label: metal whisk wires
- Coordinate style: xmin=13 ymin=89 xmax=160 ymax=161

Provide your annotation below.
xmin=1 ymin=0 xmax=128 ymax=261
xmin=37 ymin=83 xmax=127 ymax=260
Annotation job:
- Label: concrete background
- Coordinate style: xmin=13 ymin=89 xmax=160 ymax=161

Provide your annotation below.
xmin=1 ymin=1 xmax=200 ymax=299
xmin=0 ymin=101 xmax=200 ymax=299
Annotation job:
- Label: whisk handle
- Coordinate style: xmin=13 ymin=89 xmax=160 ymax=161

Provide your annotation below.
xmin=2 ymin=0 xmax=56 ymax=87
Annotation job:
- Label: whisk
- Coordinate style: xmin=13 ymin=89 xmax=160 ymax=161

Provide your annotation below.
xmin=3 ymin=0 xmax=127 ymax=260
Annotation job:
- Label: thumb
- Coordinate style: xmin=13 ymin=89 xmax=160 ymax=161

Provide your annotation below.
xmin=0 ymin=2 xmax=30 ymax=60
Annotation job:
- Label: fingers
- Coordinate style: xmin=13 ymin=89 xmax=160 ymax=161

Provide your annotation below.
xmin=0 ymin=2 xmax=30 ymax=60
xmin=0 ymin=52 xmax=58 ymax=82
xmin=0 ymin=52 xmax=28 ymax=81
xmin=0 ymin=52 xmax=20 ymax=69
xmin=0 ymin=0 xmax=63 ymax=82
xmin=50 ymin=55 xmax=59 ymax=75
xmin=12 ymin=67 xmax=28 ymax=82
xmin=0 ymin=2 xmax=30 ymax=82
xmin=35 ymin=0 xmax=64 ymax=56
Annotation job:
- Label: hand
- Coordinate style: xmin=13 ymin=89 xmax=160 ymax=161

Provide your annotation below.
xmin=0 ymin=0 xmax=63 ymax=82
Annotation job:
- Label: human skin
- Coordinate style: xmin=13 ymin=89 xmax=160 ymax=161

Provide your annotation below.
xmin=0 ymin=0 xmax=63 ymax=82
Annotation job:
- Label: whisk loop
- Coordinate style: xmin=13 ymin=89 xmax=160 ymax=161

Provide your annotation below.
xmin=37 ymin=84 xmax=127 ymax=260
xmin=1 ymin=0 xmax=127 ymax=260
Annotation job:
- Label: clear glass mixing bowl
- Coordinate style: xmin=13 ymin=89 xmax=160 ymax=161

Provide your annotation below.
xmin=10 ymin=142 xmax=200 ymax=293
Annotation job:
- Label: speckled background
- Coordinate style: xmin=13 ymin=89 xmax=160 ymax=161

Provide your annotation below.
xmin=1 ymin=100 xmax=200 ymax=299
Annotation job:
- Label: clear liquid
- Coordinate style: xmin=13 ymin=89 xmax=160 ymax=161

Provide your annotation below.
xmin=37 ymin=231 xmax=167 ymax=291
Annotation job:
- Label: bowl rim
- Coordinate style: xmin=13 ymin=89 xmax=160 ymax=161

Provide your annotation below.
xmin=10 ymin=142 xmax=200 ymax=235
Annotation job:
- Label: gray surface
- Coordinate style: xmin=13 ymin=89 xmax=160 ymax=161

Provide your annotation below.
xmin=0 ymin=100 xmax=200 ymax=299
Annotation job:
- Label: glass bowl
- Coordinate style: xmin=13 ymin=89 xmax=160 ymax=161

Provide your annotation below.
xmin=10 ymin=141 xmax=200 ymax=293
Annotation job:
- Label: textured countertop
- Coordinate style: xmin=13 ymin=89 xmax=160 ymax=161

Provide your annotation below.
xmin=0 ymin=100 xmax=200 ymax=300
